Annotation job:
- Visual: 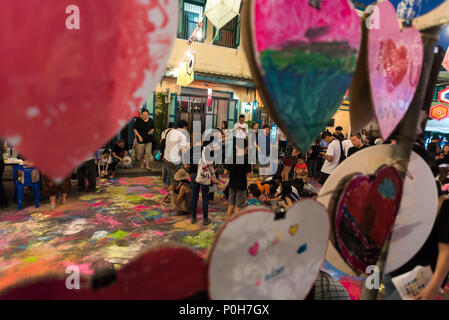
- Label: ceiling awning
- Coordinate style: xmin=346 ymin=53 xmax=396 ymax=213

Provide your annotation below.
xmin=426 ymin=117 xmax=449 ymax=133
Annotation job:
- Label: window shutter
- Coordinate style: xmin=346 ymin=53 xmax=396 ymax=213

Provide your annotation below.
xmin=235 ymin=15 xmax=241 ymax=48
xmin=178 ymin=0 xmax=185 ymax=38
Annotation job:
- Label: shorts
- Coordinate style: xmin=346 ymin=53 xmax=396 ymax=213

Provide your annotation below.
xmin=282 ymin=158 xmax=295 ymax=167
xmin=137 ymin=142 xmax=152 ymax=160
xmin=229 ymin=189 xmax=247 ymax=208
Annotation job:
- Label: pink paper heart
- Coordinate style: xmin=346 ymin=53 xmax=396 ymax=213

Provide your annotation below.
xmin=0 ymin=0 xmax=177 ymax=181
xmin=368 ymin=1 xmax=423 ymax=139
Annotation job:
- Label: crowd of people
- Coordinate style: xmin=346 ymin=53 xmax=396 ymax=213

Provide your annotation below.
xmin=3 ymin=107 xmax=449 ymax=300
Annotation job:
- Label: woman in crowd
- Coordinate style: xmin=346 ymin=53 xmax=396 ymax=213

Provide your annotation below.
xmin=188 ymin=139 xmax=213 ymax=225
xmin=281 ymin=142 xmax=300 ymax=181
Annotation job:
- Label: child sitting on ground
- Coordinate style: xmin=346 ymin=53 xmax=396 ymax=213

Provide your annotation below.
xmin=246 ymin=184 xmax=264 ymax=207
xmin=99 ymin=149 xmax=115 ymax=179
xmin=292 ymin=178 xmax=317 ymax=198
xmin=172 ymin=168 xmax=192 ymax=215
xmin=294 ymin=156 xmax=308 ymax=182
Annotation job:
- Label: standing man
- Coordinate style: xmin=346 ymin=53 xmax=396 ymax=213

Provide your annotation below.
xmin=112 ymin=139 xmax=129 ymax=168
xmin=163 ymin=120 xmax=190 ymax=202
xmin=428 ymin=135 xmax=441 ymax=164
xmin=233 ymin=114 xmax=248 ymax=140
xmin=319 ymin=131 xmax=343 ymax=185
xmin=133 ymin=109 xmax=154 ymax=171
xmin=334 ymin=126 xmax=345 ymax=141
xmin=347 ymin=134 xmax=367 ymax=157
xmin=160 ymin=122 xmax=175 ymax=188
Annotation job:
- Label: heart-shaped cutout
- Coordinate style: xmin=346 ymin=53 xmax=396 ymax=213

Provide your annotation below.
xmin=207 ymin=199 xmax=330 ymax=300
xmin=368 ymin=1 xmax=423 ymax=139
xmin=0 ymin=246 xmax=207 ymax=299
xmin=334 ymin=165 xmax=403 ymax=273
xmin=0 ymin=0 xmax=178 ymax=181
xmin=243 ymin=0 xmax=361 ymax=152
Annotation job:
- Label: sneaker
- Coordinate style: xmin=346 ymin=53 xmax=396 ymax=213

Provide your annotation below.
xmin=191 ymin=218 xmax=197 ymax=224
xmin=202 ymin=219 xmax=211 ymax=226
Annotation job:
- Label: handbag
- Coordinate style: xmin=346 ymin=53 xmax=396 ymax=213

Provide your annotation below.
xmin=155 ymin=150 xmax=161 ymax=161
xmin=195 ymin=152 xmax=218 ymax=185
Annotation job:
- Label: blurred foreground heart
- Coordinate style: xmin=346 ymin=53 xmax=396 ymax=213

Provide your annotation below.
xmin=335 ymin=166 xmax=403 ymax=273
xmin=0 ymin=246 xmax=207 ymax=299
xmin=0 ymin=0 xmax=177 ymax=181
xmin=368 ymin=1 xmax=423 ymax=139
xmin=244 ymin=0 xmax=360 ymax=152
xmin=208 ymin=200 xmax=330 ymax=299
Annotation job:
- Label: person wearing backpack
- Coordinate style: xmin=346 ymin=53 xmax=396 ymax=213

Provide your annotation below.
xmin=159 ymin=122 xmax=175 ymax=187
xmin=319 ymin=131 xmax=345 ymax=185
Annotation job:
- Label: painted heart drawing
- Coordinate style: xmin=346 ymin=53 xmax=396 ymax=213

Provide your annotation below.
xmin=368 ymin=1 xmax=423 ymax=139
xmin=244 ymin=0 xmax=361 ymax=153
xmin=0 ymin=246 xmax=207 ymax=299
xmin=0 ymin=0 xmax=177 ymax=181
xmin=334 ymin=166 xmax=403 ymax=273
xmin=207 ymin=200 xmax=330 ymax=300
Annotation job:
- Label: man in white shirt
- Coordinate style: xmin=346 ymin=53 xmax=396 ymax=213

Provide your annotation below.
xmin=233 ymin=114 xmax=248 ymax=140
xmin=342 ymin=139 xmax=353 ymax=157
xmin=319 ymin=131 xmax=342 ymax=185
xmin=163 ymin=120 xmax=190 ymax=191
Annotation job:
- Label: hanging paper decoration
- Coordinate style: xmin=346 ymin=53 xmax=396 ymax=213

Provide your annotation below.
xmin=208 ymin=200 xmax=330 ymax=300
xmin=177 ymin=51 xmax=196 ymax=87
xmin=243 ymin=0 xmax=361 ymax=153
xmin=205 ymin=0 xmax=241 ymax=33
xmin=334 ymin=166 xmax=403 ymax=273
xmin=187 ymin=20 xmax=204 ymax=46
xmin=319 ymin=145 xmax=438 ymax=275
xmin=0 ymin=0 xmax=178 ymax=181
xmin=0 ymin=247 xmax=207 ymax=299
xmin=439 ymin=87 xmax=449 ymax=105
xmin=443 ymin=48 xmax=449 ymax=72
xmin=368 ymin=1 xmax=423 ymax=140
xmin=429 ymin=104 xmax=449 ymax=121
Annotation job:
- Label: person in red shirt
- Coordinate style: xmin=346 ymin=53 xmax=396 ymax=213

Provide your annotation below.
xmin=294 ymin=156 xmax=308 ymax=182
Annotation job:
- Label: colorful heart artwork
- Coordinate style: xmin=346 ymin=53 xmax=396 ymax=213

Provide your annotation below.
xmin=319 ymin=145 xmax=439 ymax=275
xmin=0 ymin=0 xmax=178 ymax=181
xmin=368 ymin=1 xmax=423 ymax=139
xmin=207 ymin=200 xmax=330 ymax=300
xmin=334 ymin=166 xmax=403 ymax=273
xmin=0 ymin=246 xmax=207 ymax=299
xmin=244 ymin=0 xmax=361 ymax=153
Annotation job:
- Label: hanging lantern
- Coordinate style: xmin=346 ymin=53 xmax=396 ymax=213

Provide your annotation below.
xmin=205 ymin=0 xmax=241 ymax=32
xmin=177 ymin=51 xmax=195 ymax=87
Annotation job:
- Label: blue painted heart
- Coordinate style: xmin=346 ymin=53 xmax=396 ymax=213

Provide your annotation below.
xmin=246 ymin=0 xmax=361 ymax=152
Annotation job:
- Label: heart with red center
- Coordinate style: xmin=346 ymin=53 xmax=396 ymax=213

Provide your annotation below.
xmin=0 ymin=246 xmax=207 ymax=299
xmin=208 ymin=199 xmax=330 ymax=300
xmin=334 ymin=166 xmax=403 ymax=274
xmin=0 ymin=0 xmax=177 ymax=181
xmin=368 ymin=1 xmax=423 ymax=140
